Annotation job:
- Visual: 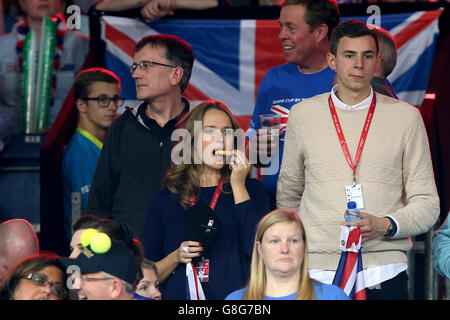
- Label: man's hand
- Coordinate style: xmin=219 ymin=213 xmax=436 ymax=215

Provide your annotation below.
xmin=343 ymin=212 xmax=391 ymax=242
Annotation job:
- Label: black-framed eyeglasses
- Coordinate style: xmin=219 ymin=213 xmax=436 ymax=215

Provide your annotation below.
xmin=25 ymin=272 xmax=67 ymax=299
xmin=81 ymin=94 xmax=125 ymax=108
xmin=130 ymin=60 xmax=178 ymax=74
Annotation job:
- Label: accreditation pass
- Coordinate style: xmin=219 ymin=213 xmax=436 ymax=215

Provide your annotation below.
xmin=345 ymin=183 xmax=365 ymax=209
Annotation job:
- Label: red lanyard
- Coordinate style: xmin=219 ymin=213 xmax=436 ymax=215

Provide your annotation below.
xmin=328 ymin=94 xmax=376 ymax=181
xmin=190 ymin=177 xmax=225 ymax=210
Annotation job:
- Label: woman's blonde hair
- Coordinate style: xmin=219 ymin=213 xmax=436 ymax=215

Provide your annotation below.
xmin=242 ymin=209 xmax=315 ymax=300
xmin=163 ymin=100 xmax=242 ymax=209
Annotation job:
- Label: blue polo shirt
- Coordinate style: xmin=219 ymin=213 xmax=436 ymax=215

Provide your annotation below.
xmin=250 ymin=64 xmax=335 ymax=198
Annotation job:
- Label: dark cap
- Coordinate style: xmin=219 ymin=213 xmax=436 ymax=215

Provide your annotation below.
xmin=58 ymin=241 xmax=139 ymax=285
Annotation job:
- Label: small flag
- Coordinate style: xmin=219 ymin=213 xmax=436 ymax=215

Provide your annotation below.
xmin=332 ymin=226 xmax=367 ymax=300
xmin=186 ymin=262 xmax=205 ymax=300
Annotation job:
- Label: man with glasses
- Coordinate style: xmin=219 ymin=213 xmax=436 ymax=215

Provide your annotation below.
xmin=58 ymin=237 xmax=140 ymax=300
xmin=62 ymin=68 xmax=122 ymax=241
xmin=87 ymin=34 xmax=194 ymax=242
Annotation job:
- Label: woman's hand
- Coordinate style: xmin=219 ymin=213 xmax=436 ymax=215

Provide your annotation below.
xmin=176 ymin=241 xmax=203 ymax=264
xmin=229 ymin=150 xmax=250 ymax=188
xmin=229 ymin=150 xmax=251 ymax=204
xmin=155 ymin=240 xmax=203 ymax=283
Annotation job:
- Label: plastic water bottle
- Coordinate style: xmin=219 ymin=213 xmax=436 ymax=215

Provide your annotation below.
xmin=344 ymin=201 xmax=362 ymax=222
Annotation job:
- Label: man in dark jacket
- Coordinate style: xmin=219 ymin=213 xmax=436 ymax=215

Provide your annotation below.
xmin=87 ymin=35 xmax=194 ymax=241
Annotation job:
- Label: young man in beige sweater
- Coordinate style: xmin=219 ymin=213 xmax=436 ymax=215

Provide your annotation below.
xmin=277 ymin=20 xmax=439 ymax=299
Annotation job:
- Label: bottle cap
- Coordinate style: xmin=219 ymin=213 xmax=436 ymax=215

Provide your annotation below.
xmin=347 ymin=201 xmax=357 ymax=209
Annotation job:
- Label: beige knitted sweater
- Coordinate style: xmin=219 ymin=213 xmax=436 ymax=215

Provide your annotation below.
xmin=277 ymin=92 xmax=439 ymax=270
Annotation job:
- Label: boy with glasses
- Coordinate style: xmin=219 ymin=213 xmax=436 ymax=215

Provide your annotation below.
xmin=87 ymin=34 xmax=194 ymax=242
xmin=62 ymin=68 xmax=122 ymax=241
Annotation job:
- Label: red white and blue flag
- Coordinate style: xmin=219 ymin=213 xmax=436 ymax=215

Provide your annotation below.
xmin=100 ymin=10 xmax=442 ymax=130
xmin=186 ymin=262 xmax=205 ymax=300
xmin=332 ymin=226 xmax=367 ymax=300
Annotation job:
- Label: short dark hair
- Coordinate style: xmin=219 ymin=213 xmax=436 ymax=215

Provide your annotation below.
xmin=74 ymin=68 xmax=121 ymax=101
xmin=72 ymin=215 xmax=144 ymax=274
xmin=282 ymin=0 xmax=340 ymax=40
xmin=135 ymin=34 xmax=194 ymax=93
xmin=72 ymin=214 xmax=103 ymax=232
xmin=330 ymin=19 xmax=379 ymax=56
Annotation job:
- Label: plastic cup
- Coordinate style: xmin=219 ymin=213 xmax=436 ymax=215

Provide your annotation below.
xmin=259 ymin=114 xmax=280 ymax=155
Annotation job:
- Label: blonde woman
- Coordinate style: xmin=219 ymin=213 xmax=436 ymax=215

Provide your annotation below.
xmin=143 ymin=101 xmax=270 ymax=299
xmin=226 ymin=209 xmax=349 ymax=300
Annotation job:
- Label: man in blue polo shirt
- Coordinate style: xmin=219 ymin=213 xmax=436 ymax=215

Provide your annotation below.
xmin=250 ymin=0 xmax=340 ymax=209
xmin=62 ymin=68 xmax=123 ymax=240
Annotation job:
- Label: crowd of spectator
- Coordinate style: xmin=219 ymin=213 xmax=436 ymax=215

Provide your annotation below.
xmin=0 ymin=0 xmax=448 ymax=302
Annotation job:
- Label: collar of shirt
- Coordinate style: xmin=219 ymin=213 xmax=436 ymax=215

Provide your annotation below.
xmin=137 ymin=98 xmax=190 ymax=130
xmin=76 ymin=127 xmax=103 ymax=150
xmin=331 ymin=85 xmax=373 ymax=111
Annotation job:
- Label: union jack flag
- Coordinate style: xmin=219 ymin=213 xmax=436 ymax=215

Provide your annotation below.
xmin=332 ymin=226 xmax=367 ymax=300
xmin=100 ymin=9 xmax=442 ymax=130
xmin=271 ymin=105 xmax=289 ymax=135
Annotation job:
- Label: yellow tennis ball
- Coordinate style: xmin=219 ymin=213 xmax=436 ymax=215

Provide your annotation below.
xmin=90 ymin=232 xmax=111 ymax=254
xmin=80 ymin=229 xmax=99 ymax=248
